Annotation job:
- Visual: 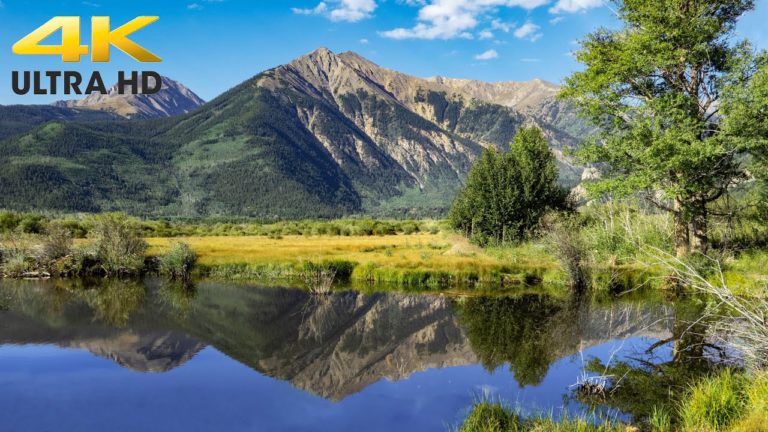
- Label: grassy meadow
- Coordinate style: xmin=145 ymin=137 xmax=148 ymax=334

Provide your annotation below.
xmin=145 ymin=232 xmax=562 ymax=289
xmin=3 ymin=209 xmax=766 ymax=293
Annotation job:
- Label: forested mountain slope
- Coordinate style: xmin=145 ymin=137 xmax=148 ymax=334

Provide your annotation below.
xmin=0 ymin=48 xmax=586 ymax=218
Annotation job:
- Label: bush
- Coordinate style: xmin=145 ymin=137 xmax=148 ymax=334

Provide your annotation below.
xmin=0 ymin=212 xmax=22 ymax=233
xmin=17 ymin=215 xmax=47 ymax=234
xmin=544 ymin=214 xmax=589 ymax=291
xmin=1 ymin=251 xmax=29 ymax=277
xmin=159 ymin=242 xmax=198 ymax=281
xmin=39 ymin=224 xmax=73 ymax=262
xmin=88 ymin=213 xmax=147 ymax=275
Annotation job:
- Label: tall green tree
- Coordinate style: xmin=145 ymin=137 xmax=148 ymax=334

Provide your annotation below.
xmin=449 ymin=127 xmax=567 ymax=245
xmin=560 ymin=0 xmax=764 ymax=255
xmin=720 ymin=56 xmax=768 ymax=215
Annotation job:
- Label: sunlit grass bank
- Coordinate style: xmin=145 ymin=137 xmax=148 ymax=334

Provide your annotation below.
xmin=142 ymin=227 xmax=766 ymax=293
xmin=146 ymin=233 xmax=562 ymax=289
xmin=140 ymin=224 xmax=768 ymax=293
xmin=3 ymin=209 xmax=766 ymax=293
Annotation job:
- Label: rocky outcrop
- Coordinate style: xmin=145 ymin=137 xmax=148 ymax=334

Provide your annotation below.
xmin=259 ymin=48 xmax=584 ymax=190
xmin=55 ymin=76 xmax=204 ymax=119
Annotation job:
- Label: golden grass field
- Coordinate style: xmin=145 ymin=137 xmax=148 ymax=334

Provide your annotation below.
xmin=146 ymin=233 xmax=558 ymax=273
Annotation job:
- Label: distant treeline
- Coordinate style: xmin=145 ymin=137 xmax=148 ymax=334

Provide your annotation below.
xmin=0 ymin=211 xmax=443 ymax=238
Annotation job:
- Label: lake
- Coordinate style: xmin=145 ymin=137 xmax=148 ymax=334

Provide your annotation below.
xmin=0 ymin=279 xmax=718 ymax=432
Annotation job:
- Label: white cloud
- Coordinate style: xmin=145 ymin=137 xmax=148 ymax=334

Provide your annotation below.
xmin=293 ymin=0 xmax=376 ymax=22
xmin=521 ymin=57 xmax=540 ymax=62
xmin=491 ymin=19 xmax=513 ymax=33
xmin=475 ymin=49 xmax=498 ymax=60
xmin=381 ymin=0 xmax=548 ymax=40
xmin=549 ymin=0 xmax=603 ymax=14
xmin=549 ymin=16 xmax=564 ymax=25
xmin=187 ymin=3 xmax=203 ymax=9
xmin=331 ymin=0 xmax=377 ymax=21
xmin=478 ymin=30 xmax=494 ymax=39
xmin=513 ymin=21 xmax=541 ymax=41
xmin=360 ymin=38 xmax=370 ymax=44
xmin=292 ymin=2 xmax=328 ymax=15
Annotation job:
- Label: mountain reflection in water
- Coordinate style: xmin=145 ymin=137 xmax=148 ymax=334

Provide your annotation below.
xmin=0 ymin=279 xmax=688 ymax=432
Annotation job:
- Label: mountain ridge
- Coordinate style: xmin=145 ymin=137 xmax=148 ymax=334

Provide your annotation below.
xmin=0 ymin=48 xmax=586 ymax=218
xmin=53 ymin=75 xmax=205 ymax=119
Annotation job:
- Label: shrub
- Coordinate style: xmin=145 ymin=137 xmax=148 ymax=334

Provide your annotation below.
xmin=88 ymin=213 xmax=148 ymax=275
xmin=544 ymin=214 xmax=589 ymax=291
xmin=17 ymin=214 xmax=47 ymax=234
xmin=0 ymin=212 xmax=22 ymax=233
xmin=59 ymin=220 xmax=88 ymax=239
xmin=323 ymin=260 xmax=356 ymax=281
xmin=39 ymin=224 xmax=73 ymax=262
xmin=1 ymin=251 xmax=29 ymax=277
xmin=401 ymin=221 xmax=419 ymax=235
xmin=159 ymin=242 xmax=198 ymax=281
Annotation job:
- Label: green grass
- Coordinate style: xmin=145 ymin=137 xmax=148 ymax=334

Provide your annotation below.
xmin=145 ymin=233 xmax=561 ymax=289
xmin=459 ymin=372 xmax=768 ymax=432
xmin=2 ymin=208 xmax=767 ymax=294
xmin=679 ymin=370 xmax=768 ymax=432
xmin=457 ymin=403 xmax=625 ymax=432
xmin=459 ymin=402 xmax=520 ymax=432
xmin=680 ymin=369 xmax=748 ymax=431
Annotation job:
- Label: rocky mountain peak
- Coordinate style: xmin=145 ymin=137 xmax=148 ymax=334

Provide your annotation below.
xmin=54 ymin=75 xmax=205 ymax=119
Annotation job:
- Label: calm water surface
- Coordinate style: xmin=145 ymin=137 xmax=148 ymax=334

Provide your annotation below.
xmin=0 ymin=279 xmax=696 ymax=432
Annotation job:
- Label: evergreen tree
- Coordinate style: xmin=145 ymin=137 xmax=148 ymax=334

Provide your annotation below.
xmin=449 ymin=127 xmax=568 ymax=245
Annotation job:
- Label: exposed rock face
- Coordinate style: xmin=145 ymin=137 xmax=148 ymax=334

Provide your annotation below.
xmin=257 ymin=48 xmax=585 ymax=195
xmin=55 ymin=76 xmax=205 ymax=119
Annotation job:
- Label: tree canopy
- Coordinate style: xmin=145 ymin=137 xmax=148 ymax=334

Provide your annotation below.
xmin=560 ymin=0 xmax=766 ymax=255
xmin=449 ymin=127 xmax=568 ymax=245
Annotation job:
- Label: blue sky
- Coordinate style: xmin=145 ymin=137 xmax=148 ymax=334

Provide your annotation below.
xmin=0 ymin=0 xmax=766 ymax=104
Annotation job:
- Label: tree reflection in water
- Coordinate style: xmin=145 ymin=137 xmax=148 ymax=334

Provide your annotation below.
xmin=0 ymin=277 xmax=727 ymax=417
xmin=574 ymin=300 xmax=728 ymax=424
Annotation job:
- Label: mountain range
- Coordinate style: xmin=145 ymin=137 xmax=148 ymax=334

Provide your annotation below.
xmin=0 ymin=48 xmax=586 ymax=218
xmin=53 ymin=75 xmax=206 ymax=119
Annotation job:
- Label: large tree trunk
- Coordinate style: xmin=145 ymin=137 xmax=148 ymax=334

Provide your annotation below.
xmin=691 ymin=204 xmax=709 ymax=254
xmin=673 ymin=199 xmax=690 ymax=257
